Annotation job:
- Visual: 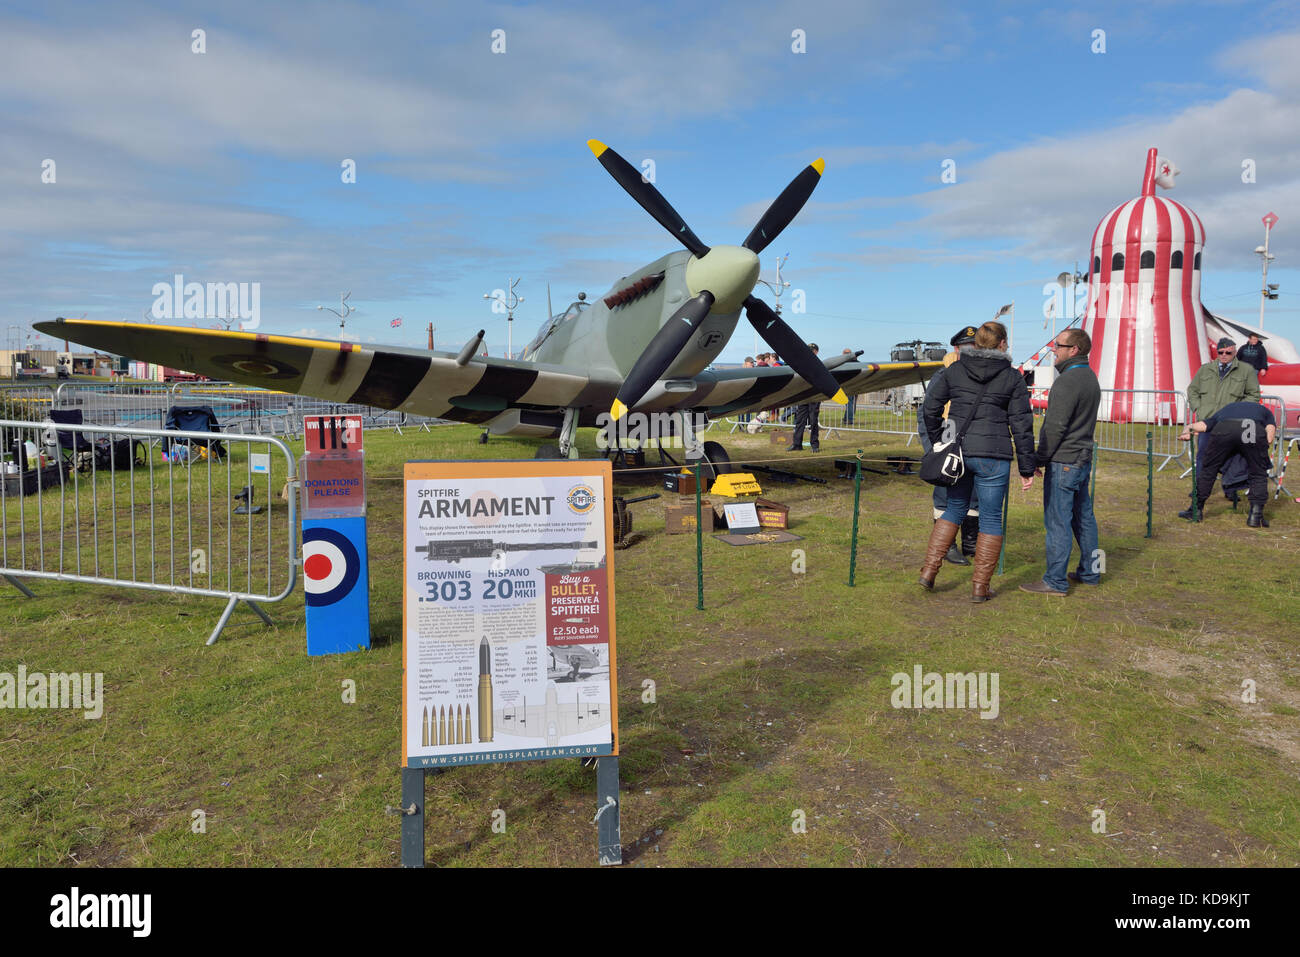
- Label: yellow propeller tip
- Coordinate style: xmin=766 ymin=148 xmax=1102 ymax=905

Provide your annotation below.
xmin=831 ymin=389 xmax=848 ymax=405
xmin=610 ymin=399 xmax=628 ymax=421
xmin=587 ymin=139 xmax=608 ymax=157
xmin=811 ymin=157 xmax=825 ymax=175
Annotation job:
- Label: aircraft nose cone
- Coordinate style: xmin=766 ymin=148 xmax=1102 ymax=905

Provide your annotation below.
xmin=684 ymin=245 xmax=760 ymax=314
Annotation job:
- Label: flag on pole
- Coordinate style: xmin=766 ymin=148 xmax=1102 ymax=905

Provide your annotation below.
xmin=390 ymin=317 xmax=403 ymax=328
xmin=1154 ymin=157 xmax=1179 ymax=190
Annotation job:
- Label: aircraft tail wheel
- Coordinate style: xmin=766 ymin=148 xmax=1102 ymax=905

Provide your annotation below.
xmin=700 ymin=440 xmax=733 ymax=486
xmin=535 ymin=443 xmax=564 ymax=459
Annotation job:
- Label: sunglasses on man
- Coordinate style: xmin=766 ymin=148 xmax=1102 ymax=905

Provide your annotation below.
xmin=1217 ymin=348 xmax=1236 ymax=356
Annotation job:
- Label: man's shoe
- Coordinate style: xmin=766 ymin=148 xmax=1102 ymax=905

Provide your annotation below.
xmin=945 ymin=543 xmax=969 ymax=565
xmin=1067 ymin=571 xmax=1099 ymax=586
xmin=970 ymin=533 xmax=1002 ymax=602
xmin=1178 ymin=507 xmax=1202 ymax=521
xmin=1247 ymin=504 xmax=1269 ymax=528
xmin=788 ymin=446 xmax=803 ymax=452
xmin=810 ymin=445 xmax=820 ymax=452
xmin=920 ymin=519 xmax=960 ymax=590
xmin=1020 ymin=580 xmax=1067 ymax=596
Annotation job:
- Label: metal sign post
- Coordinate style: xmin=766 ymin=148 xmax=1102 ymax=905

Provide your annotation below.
xmin=399 ymin=459 xmax=620 ymax=866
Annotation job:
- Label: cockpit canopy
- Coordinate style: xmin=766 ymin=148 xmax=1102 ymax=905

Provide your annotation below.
xmin=522 ymin=299 xmax=590 ymax=358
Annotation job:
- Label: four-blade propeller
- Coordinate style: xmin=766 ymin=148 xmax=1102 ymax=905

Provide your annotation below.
xmin=588 ymin=140 xmax=847 ymax=419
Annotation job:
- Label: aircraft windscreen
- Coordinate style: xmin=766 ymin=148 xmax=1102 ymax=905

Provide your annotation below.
xmin=522 ymin=300 xmax=589 ymax=357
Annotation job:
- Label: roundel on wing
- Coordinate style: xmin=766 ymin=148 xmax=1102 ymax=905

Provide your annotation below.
xmin=302 ymin=526 xmax=361 ymax=606
xmin=211 ymin=353 xmax=302 ymax=380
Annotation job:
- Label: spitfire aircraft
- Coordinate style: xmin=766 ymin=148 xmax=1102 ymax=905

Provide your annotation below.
xmin=36 ymin=140 xmax=940 ymax=464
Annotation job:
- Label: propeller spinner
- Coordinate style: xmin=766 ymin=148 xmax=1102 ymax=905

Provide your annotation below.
xmin=588 ymin=140 xmax=847 ymax=419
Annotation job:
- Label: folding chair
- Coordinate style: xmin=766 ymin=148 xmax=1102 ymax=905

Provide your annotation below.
xmin=164 ymin=405 xmax=227 ymax=462
xmin=47 ymin=409 xmax=94 ymax=469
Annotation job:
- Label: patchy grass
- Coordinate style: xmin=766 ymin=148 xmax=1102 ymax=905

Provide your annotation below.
xmin=1 ymin=422 xmax=1297 ymax=867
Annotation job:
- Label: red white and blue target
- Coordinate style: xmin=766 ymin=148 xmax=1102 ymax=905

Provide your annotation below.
xmin=303 ymin=526 xmax=361 ymax=606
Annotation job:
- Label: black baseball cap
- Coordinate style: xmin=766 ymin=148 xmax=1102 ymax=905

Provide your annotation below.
xmin=1217 ymin=337 xmax=1235 ymax=349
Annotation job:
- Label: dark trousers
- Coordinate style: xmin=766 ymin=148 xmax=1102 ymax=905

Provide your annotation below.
xmin=1197 ymin=430 xmax=1271 ymax=507
xmin=791 ymin=403 xmax=819 ymax=449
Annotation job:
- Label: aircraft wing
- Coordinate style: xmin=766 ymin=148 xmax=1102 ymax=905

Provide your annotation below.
xmin=33 ymin=319 xmax=622 ymax=424
xmin=641 ymin=360 xmax=943 ymax=417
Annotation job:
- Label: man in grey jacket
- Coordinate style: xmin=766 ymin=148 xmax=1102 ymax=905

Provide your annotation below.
xmin=1021 ymin=328 xmax=1102 ymax=596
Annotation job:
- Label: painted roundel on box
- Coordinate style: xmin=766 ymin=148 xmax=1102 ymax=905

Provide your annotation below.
xmin=302 ymin=526 xmax=361 ymax=606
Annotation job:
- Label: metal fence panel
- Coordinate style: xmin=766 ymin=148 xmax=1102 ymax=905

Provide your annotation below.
xmin=1 ymin=418 xmax=298 ymax=643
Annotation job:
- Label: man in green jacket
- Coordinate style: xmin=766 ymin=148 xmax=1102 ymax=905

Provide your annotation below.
xmin=1186 ymin=338 xmax=1260 ymax=503
xmin=1187 ymin=338 xmax=1259 ymax=419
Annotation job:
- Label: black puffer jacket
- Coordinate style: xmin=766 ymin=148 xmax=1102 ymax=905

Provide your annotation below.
xmin=922 ymin=348 xmax=1036 ymax=476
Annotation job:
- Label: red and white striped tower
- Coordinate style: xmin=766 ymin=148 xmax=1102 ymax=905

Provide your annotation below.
xmin=1082 ymin=147 xmax=1211 ymax=422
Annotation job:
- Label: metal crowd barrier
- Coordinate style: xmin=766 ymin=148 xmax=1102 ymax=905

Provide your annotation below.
xmin=1091 ymin=389 xmax=1190 ymax=470
xmin=22 ymin=380 xmax=448 ymax=437
xmin=0 ymin=418 xmax=298 ymax=644
xmin=727 ymin=392 xmax=920 ymax=444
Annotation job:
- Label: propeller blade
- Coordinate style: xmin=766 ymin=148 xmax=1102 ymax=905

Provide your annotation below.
xmin=610 ymin=291 xmax=715 ymax=420
xmin=587 ymin=140 xmax=710 ymax=259
xmin=743 ymin=295 xmax=847 ymax=405
xmin=741 ymin=158 xmax=825 ymax=254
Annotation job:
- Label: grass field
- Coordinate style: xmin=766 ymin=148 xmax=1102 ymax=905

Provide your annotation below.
xmin=1 ymin=421 xmax=1297 ymax=867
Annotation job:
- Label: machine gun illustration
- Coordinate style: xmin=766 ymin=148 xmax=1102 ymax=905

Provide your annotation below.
xmin=414 ymin=539 xmax=598 ymax=564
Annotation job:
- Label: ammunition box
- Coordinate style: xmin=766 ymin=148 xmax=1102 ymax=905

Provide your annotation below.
xmin=769 ymin=429 xmax=792 ymax=447
xmin=663 ymin=471 xmax=697 ymax=495
xmin=664 ymin=497 xmax=715 ymax=534
xmin=754 ymin=497 xmax=790 ymax=529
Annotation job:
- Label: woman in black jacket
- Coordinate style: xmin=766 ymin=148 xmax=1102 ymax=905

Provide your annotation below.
xmin=919 ymin=321 xmax=1036 ymax=601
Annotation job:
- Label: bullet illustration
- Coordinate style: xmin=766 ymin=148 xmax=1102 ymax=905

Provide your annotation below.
xmin=455 ymin=703 xmax=463 ymax=745
xmin=465 ymin=707 xmax=472 ymax=742
xmin=478 ymin=637 xmax=494 ymax=743
xmin=422 ymin=706 xmax=429 ymax=747
xmin=440 ymin=705 xmax=447 ymax=746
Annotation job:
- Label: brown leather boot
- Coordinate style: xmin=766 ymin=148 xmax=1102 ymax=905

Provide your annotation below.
xmin=919 ymin=519 xmax=960 ymax=590
xmin=971 ymin=533 xmax=1003 ymax=603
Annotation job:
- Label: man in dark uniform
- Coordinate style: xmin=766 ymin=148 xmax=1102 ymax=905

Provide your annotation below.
xmin=789 ymin=343 xmax=821 ymax=452
xmin=1178 ymin=401 xmax=1277 ymax=527
xmin=918 ymin=326 xmax=981 ymax=564
xmin=1237 ymin=333 xmax=1269 ymax=378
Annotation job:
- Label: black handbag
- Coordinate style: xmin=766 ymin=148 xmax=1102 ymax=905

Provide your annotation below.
xmin=920 ymin=373 xmax=992 ymax=487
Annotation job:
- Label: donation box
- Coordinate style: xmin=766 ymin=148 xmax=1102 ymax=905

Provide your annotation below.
xmin=301 ymin=414 xmax=370 ymax=655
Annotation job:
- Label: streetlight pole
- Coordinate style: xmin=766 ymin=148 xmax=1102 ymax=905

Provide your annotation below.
xmin=1256 ymin=212 xmax=1279 ymax=331
xmin=318 ymin=292 xmax=354 ymax=341
xmin=483 ymin=278 xmax=524 ymax=359
xmin=755 ymin=253 xmax=791 ymax=357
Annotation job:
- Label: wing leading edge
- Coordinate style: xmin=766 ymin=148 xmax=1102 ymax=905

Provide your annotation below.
xmin=33 ymin=319 xmax=618 ymax=425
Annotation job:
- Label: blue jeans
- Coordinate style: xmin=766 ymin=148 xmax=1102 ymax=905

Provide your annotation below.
xmin=941 ymin=457 xmax=1008 ymax=534
xmin=1042 ymin=459 xmax=1099 ymax=591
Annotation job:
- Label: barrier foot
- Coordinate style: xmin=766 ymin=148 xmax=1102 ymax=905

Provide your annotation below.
xmin=596 ymin=755 xmax=622 ymax=865
xmin=206 ymin=596 xmax=275 ymax=646
xmin=245 ymin=599 xmax=274 ymax=627
xmin=3 ymin=574 xmax=35 ymax=598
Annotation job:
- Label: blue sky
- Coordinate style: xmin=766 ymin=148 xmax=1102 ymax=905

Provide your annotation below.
xmin=2 ymin=0 xmax=1297 ymax=365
